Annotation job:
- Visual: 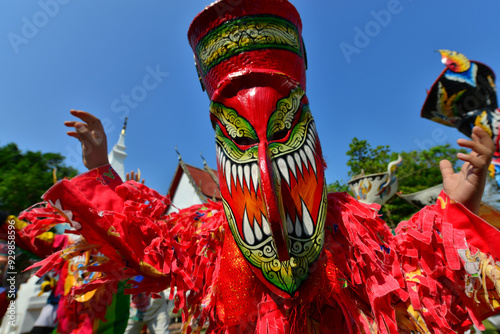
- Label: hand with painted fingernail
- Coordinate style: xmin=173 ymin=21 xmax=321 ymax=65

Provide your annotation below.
xmin=64 ymin=110 xmax=109 ymax=170
xmin=440 ymin=126 xmax=495 ymax=214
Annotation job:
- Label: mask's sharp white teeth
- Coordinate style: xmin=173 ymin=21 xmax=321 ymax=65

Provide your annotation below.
xmin=304 ymin=145 xmax=317 ymax=174
xmin=306 ymin=137 xmax=316 ymax=151
xmin=251 ymin=163 xmax=259 ymax=194
xmin=294 ymin=152 xmax=304 ymax=176
xmin=218 ymin=146 xmax=223 ymax=167
xmin=311 ymin=133 xmax=318 ymax=148
xmin=309 ymin=124 xmax=317 ymax=137
xmin=286 ymin=214 xmax=294 ymax=235
xmin=244 ymin=165 xmax=251 ymax=193
xmin=287 ymin=155 xmax=297 ymax=180
xmin=277 ymin=158 xmax=290 ymax=186
xmin=253 ymin=217 xmax=263 ymax=241
xmin=301 ymin=200 xmax=314 ymax=237
xmin=261 ymin=213 xmax=271 ymax=236
xmin=232 ymin=164 xmax=237 ymax=190
xmin=272 ymin=161 xmax=279 ymax=180
xmin=242 ymin=209 xmax=255 ymax=245
xmin=225 ymin=159 xmax=232 ymax=194
xmin=295 ymin=215 xmax=303 ymax=237
xmin=300 ymin=149 xmax=309 ymax=171
xmin=238 ymin=165 xmax=244 ymax=190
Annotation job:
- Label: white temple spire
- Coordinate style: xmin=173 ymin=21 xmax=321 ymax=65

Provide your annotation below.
xmin=108 ymin=118 xmax=128 ymax=180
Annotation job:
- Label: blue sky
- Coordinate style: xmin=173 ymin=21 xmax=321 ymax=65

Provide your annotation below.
xmin=1 ymin=1 xmax=499 ymax=195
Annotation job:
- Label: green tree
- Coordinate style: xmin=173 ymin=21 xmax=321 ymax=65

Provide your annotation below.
xmin=0 ymin=143 xmax=79 ymax=216
xmin=346 ymin=138 xmax=392 ymax=178
xmin=332 ymin=138 xmax=466 ymax=227
xmin=327 ymin=180 xmax=350 ymax=193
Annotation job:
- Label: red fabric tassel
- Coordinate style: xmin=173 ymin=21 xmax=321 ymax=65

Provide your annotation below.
xmin=20 ymin=165 xmax=500 ymax=333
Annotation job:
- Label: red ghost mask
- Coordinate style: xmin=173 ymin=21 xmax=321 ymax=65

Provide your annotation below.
xmin=188 ymin=0 xmax=326 ymax=298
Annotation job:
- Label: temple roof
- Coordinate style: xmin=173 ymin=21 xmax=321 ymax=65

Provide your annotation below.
xmin=167 ymin=157 xmax=221 ymax=210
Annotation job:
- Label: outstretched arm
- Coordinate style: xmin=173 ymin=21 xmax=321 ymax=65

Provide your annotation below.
xmin=64 ymin=109 xmax=109 ymax=170
xmin=440 ymin=126 xmax=495 ymax=214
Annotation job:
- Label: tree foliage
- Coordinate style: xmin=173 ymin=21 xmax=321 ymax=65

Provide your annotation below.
xmin=332 ymin=138 xmax=466 ymax=227
xmin=346 ymin=138 xmax=392 ymax=179
xmin=0 ymin=143 xmax=78 ymax=216
xmin=326 ymin=180 xmax=350 ymax=193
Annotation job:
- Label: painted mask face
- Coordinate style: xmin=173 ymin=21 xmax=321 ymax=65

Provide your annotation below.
xmin=187 ymin=0 xmax=318 ymax=297
xmin=210 ymin=74 xmax=327 ymax=298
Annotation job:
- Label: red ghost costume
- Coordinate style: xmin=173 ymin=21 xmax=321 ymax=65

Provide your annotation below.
xmin=21 ymin=1 xmax=500 ymax=333
xmin=7 ymin=212 xmax=130 ymax=334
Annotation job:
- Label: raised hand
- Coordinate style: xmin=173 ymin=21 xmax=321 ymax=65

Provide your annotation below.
xmin=126 ymin=169 xmax=145 ymax=184
xmin=64 ymin=110 xmax=109 ymax=170
xmin=440 ymin=126 xmax=495 ymax=214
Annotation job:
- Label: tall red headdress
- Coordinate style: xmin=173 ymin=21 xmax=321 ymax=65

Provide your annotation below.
xmin=188 ymin=0 xmax=307 ymax=98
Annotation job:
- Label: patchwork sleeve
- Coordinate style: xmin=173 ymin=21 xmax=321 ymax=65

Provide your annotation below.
xmin=21 ymin=164 xmax=225 ymax=330
xmin=394 ymin=190 xmax=500 ymax=333
xmin=29 ymin=165 xmax=170 ymax=287
xmin=0 ymin=215 xmax=67 ymax=259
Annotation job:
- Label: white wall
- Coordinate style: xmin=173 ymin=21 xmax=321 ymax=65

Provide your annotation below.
xmin=167 ymin=173 xmax=203 ymax=214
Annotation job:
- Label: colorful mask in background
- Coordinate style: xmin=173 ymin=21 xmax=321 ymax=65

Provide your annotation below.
xmin=421 ymin=49 xmax=500 ymax=185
